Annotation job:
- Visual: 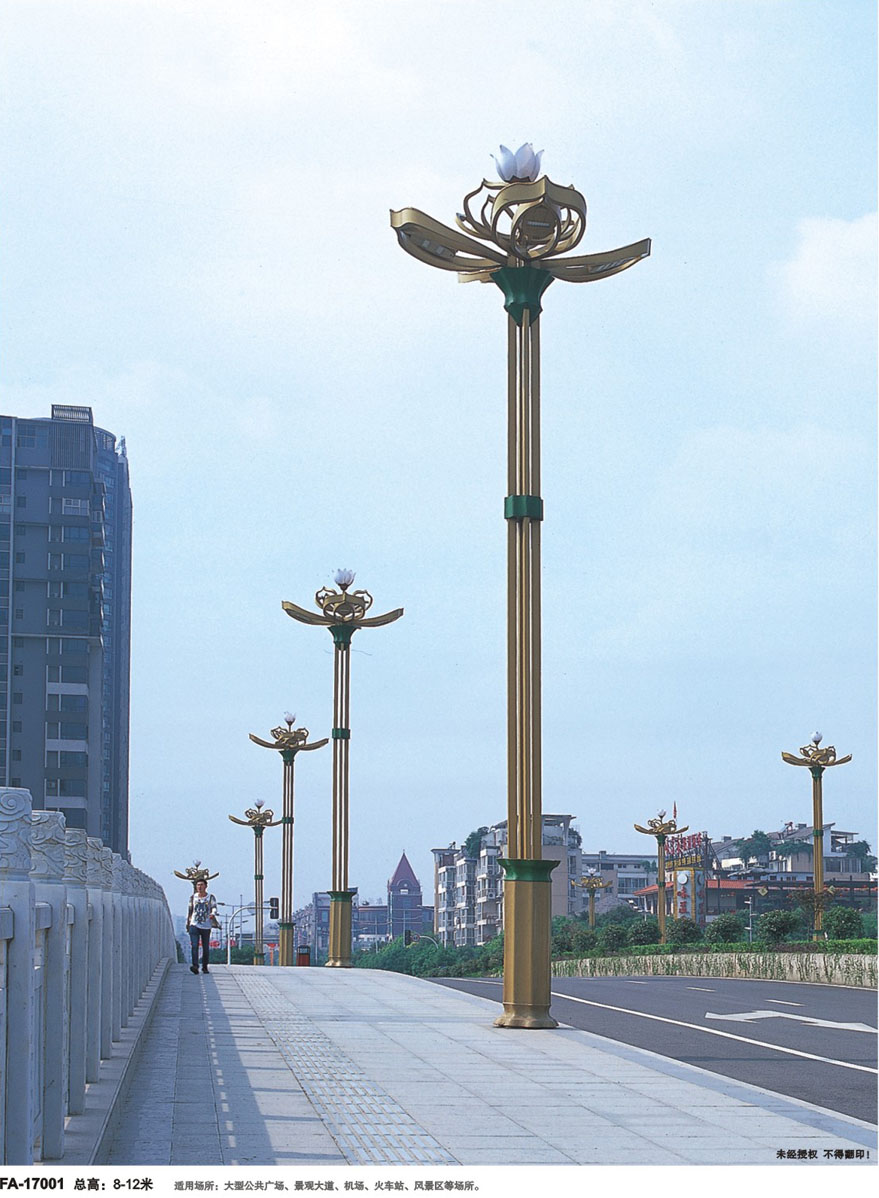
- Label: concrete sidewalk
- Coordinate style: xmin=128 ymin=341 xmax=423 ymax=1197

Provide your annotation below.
xmin=92 ymin=964 xmax=874 ymax=1167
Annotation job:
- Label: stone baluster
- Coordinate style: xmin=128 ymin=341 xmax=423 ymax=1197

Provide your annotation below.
xmin=30 ymin=809 xmax=69 ymax=1161
xmin=111 ymin=854 xmax=123 ymax=1040
xmin=0 ymin=789 xmax=36 ymax=1165
xmin=63 ymin=828 xmax=89 ymax=1116
xmin=99 ymin=847 xmax=114 ymax=1058
xmin=84 ymin=837 xmax=105 ymax=1082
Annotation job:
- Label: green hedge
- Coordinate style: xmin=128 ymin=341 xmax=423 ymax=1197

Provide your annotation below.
xmin=552 ymin=938 xmax=877 ymax=960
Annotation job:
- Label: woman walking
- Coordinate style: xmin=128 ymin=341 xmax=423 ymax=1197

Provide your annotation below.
xmin=186 ymin=878 xmax=218 ymax=973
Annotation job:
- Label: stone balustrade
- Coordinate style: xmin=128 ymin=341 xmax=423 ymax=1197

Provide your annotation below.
xmin=0 ymin=788 xmax=176 ymax=1164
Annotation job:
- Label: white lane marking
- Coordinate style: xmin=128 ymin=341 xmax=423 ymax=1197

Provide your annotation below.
xmin=627 ymin=980 xmax=648 ymax=985
xmin=767 ymin=999 xmax=802 ymax=1007
xmin=705 ymin=1009 xmax=875 ymax=1034
xmin=687 ymin=986 xmax=715 ymax=992
xmin=548 ymin=991 xmax=879 ymax=1075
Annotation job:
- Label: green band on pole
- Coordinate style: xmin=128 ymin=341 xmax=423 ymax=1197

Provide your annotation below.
xmin=281 ymin=749 xmax=297 ymax=765
xmin=278 ymin=921 xmax=294 ymax=930
xmin=490 ymin=264 xmax=554 ymax=324
xmin=281 ymin=816 xmax=293 ymax=825
xmin=254 ymin=874 xmax=263 ymax=881
xmin=332 ymin=727 xmax=350 ymax=740
xmin=330 ymin=624 xmax=355 ymax=647
xmin=328 ymin=890 xmax=355 ymax=903
xmin=498 ymin=857 xmax=559 ymax=882
xmin=504 ymin=494 xmax=544 ymax=521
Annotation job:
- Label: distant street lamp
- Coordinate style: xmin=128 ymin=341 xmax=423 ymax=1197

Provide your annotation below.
xmin=392 ymin=145 xmax=650 ymax=1028
xmin=782 ymin=733 xmax=851 ymax=940
xmin=634 ymin=812 xmax=689 ymax=944
xmin=575 ymin=871 xmax=611 ymax=928
xmin=173 ymin=859 xmax=219 ymax=889
xmin=249 ymin=714 xmax=328 ymax=966
xmin=228 ymin=801 xmax=281 ymax=964
xmin=283 ymin=570 xmax=403 ymax=967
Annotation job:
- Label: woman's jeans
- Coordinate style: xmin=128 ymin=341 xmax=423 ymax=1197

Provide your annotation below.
xmin=190 ymin=925 xmax=211 ymax=969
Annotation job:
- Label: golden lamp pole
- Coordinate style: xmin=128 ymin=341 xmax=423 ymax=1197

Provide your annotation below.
xmin=228 ymin=801 xmax=281 ymax=964
xmin=575 ymin=872 xmax=611 ymax=929
xmin=634 ymin=812 xmax=688 ymax=944
xmin=392 ymin=144 xmax=650 ymax=1027
xmin=249 ymin=714 xmax=328 ymax=966
xmin=282 ymin=570 xmax=403 ymax=967
xmin=782 ymin=732 xmax=851 ymax=939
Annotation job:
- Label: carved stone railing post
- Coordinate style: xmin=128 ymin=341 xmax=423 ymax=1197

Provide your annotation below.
xmin=64 ymin=828 xmax=89 ymax=1115
xmin=85 ymin=837 xmax=105 ymax=1083
xmin=99 ymin=847 xmax=114 ymax=1058
xmin=30 ymin=809 xmax=69 ymax=1160
xmin=0 ymin=789 xmax=35 ymax=1165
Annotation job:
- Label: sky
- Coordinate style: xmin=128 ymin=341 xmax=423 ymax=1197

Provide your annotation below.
xmin=1 ymin=0 xmax=875 ymax=929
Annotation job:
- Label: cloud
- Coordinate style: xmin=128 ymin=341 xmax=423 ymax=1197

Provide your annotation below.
xmin=775 ymin=213 xmax=877 ymax=335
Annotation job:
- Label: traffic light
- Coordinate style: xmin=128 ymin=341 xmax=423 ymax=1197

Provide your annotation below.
xmin=404 ymin=929 xmax=412 ymax=945
xmin=269 ymin=897 xmax=279 ymax=919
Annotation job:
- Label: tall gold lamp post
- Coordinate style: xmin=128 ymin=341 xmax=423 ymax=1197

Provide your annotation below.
xmin=634 ymin=812 xmax=688 ymax=944
xmin=782 ymin=732 xmax=851 ymax=939
xmin=282 ymin=570 xmax=403 ymax=967
xmin=249 ymin=714 xmax=328 ymax=966
xmin=392 ymin=144 xmax=650 ymax=1027
xmin=228 ymin=801 xmax=281 ymax=965
xmin=576 ymin=871 xmax=611 ymax=929
xmin=173 ymin=860 xmax=219 ymax=889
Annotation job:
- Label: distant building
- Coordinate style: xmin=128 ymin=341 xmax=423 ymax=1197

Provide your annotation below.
xmin=713 ymin=822 xmax=874 ymax=883
xmin=1 ymin=405 xmax=132 ymax=854
xmin=579 ymin=850 xmax=658 ymax=918
xmin=433 ymin=814 xmax=583 ymax=948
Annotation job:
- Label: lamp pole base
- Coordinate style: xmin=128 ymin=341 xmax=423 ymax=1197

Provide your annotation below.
xmin=278 ymin=924 xmax=294 ymax=967
xmin=494 ymin=860 xmax=558 ymax=1029
xmin=326 ymin=891 xmax=354 ymax=968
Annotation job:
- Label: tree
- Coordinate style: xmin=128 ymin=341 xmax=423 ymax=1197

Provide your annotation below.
xmin=463 ymin=826 xmax=489 ymax=858
xmin=822 ymin=906 xmax=863 ymax=940
xmin=570 ymin=924 xmax=597 ymax=954
xmin=774 ymin=840 xmax=812 ymax=858
xmin=628 ymin=917 xmax=661 ymax=946
xmin=665 ymin=918 xmax=702 ymax=946
xmin=848 ymin=840 xmax=878 ymax=872
xmin=704 ymin=913 xmax=746 ymax=944
xmin=737 ymin=830 xmax=772 ymax=864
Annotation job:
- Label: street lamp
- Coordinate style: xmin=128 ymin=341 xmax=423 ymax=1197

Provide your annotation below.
xmin=282 ymin=570 xmax=403 ymax=967
xmin=391 ymin=144 xmax=650 ymax=1029
xmin=575 ymin=871 xmax=611 ymax=929
xmin=782 ymin=732 xmax=851 ymax=939
xmin=228 ymin=801 xmax=281 ymax=965
xmin=634 ymin=811 xmax=689 ymax=944
xmin=172 ymin=859 xmax=219 ymax=889
xmin=249 ymin=714 xmax=328 ymax=966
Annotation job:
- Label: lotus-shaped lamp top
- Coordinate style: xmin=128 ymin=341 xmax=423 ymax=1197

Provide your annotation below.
xmin=334 ymin=568 xmax=356 ymax=590
xmin=492 ymin=143 xmax=543 ymax=183
xmin=283 ymin=711 xmax=295 ymax=727
xmin=811 ymin=732 xmax=822 ymax=745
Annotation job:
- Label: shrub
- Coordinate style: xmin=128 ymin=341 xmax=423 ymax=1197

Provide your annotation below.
xmin=822 ymin=907 xmax=863 ymax=940
xmin=704 ymin=913 xmax=746 ymax=945
xmin=860 ymin=912 xmax=877 ymax=938
xmin=570 ymin=924 xmax=598 ymax=954
xmin=598 ymin=923 xmax=629 ymax=951
xmin=628 ymin=917 xmax=661 ymax=946
xmin=665 ymin=918 xmax=703 ymax=946
xmin=756 ymin=909 xmax=804 ymax=945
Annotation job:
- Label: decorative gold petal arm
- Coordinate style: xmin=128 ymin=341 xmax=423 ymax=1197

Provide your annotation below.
xmin=781 ymin=752 xmax=810 ymax=766
xmin=228 ymin=815 xmax=251 ymax=826
xmin=390 ymin=207 xmax=506 ymax=273
xmin=281 ymin=600 xmax=333 ymax=626
xmin=356 ymin=607 xmax=405 ymax=628
xmin=300 ymin=737 xmax=330 ymax=751
xmin=249 ymin=734 xmax=278 ymax=749
xmin=829 ymin=754 xmax=853 ymax=767
xmin=543 ymin=238 xmax=651 ymax=282
xmin=633 ymin=824 xmax=653 ymax=835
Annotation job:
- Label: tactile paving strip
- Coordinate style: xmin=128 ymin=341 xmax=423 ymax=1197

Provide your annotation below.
xmin=231 ymin=972 xmax=459 ymax=1165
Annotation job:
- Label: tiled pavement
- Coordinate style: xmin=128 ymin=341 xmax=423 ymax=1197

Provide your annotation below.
xmin=99 ymin=964 xmax=876 ymax=1167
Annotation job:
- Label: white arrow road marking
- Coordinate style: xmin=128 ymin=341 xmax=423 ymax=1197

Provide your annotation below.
xmin=705 ymin=1009 xmax=875 ymax=1033
xmin=545 ymin=991 xmax=878 ymax=1074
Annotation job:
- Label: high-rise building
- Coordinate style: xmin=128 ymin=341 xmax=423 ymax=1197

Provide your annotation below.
xmin=1 ymin=405 xmax=132 ymax=854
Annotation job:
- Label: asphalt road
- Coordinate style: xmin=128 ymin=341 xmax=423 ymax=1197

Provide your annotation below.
xmin=431 ymin=975 xmax=878 ymax=1124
